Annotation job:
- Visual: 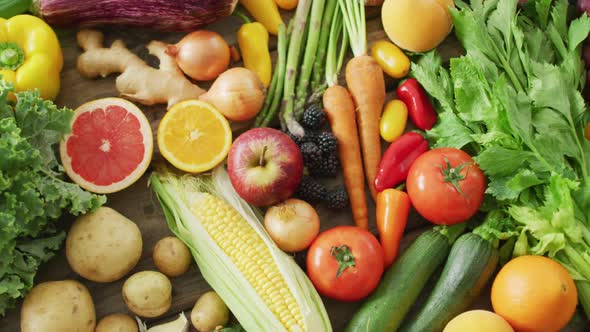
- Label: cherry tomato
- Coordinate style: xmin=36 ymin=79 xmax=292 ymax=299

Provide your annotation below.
xmin=371 ymin=40 xmax=410 ymax=79
xmin=379 ymin=99 xmax=408 ymax=142
xmin=306 ymin=226 xmax=384 ymax=302
xmin=406 ymin=148 xmax=486 ymax=225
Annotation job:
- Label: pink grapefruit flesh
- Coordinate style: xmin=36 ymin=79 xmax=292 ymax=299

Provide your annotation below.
xmin=60 ymin=98 xmax=153 ymax=194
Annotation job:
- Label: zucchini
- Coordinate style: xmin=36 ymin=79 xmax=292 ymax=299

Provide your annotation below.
xmin=345 ymin=225 xmax=465 ymax=332
xmin=400 ymin=232 xmax=499 ymax=332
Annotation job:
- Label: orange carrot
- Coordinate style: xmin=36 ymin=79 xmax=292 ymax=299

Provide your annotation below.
xmin=323 ymin=85 xmax=368 ymax=229
xmin=345 ymin=54 xmax=386 ymax=200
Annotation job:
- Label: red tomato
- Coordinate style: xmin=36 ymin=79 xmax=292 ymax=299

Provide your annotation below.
xmin=306 ymin=226 xmax=384 ymax=302
xmin=406 ymin=147 xmax=486 ymax=225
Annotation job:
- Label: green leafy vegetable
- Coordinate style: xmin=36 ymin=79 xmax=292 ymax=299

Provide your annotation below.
xmin=413 ymin=0 xmax=590 ymax=318
xmin=0 ymin=80 xmax=105 ymax=315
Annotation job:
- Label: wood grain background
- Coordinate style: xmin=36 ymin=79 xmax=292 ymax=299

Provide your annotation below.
xmin=0 ymin=5 xmax=587 ymax=332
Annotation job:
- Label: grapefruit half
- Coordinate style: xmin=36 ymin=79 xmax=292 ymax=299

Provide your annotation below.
xmin=60 ymin=98 xmax=153 ymax=194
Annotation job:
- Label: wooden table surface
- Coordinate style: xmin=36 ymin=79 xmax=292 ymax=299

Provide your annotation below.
xmin=0 ymin=5 xmax=588 ymax=332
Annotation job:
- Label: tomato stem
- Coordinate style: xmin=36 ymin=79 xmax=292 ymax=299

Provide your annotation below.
xmin=436 ymin=157 xmax=469 ymax=198
xmin=330 ymin=244 xmax=356 ymax=277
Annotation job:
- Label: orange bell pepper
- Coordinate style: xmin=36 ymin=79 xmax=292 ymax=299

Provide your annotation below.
xmin=376 ymin=188 xmax=410 ymax=267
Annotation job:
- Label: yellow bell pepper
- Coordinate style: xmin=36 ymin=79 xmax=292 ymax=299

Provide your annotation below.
xmin=239 ymin=0 xmax=283 ymax=36
xmin=0 ymin=15 xmax=63 ymax=100
xmin=237 ymin=21 xmax=272 ymax=87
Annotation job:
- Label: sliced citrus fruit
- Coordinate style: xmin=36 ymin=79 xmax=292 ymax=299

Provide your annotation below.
xmin=158 ymin=100 xmax=232 ymax=173
xmin=60 ymin=98 xmax=153 ymax=194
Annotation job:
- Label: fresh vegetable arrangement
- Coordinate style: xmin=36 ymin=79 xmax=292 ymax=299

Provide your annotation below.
xmin=4 ymin=0 xmax=590 ymax=331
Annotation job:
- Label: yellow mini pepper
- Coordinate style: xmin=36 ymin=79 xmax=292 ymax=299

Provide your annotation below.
xmin=239 ymin=0 xmax=283 ymax=36
xmin=371 ymin=40 xmax=410 ymax=79
xmin=237 ymin=19 xmax=272 ymax=87
xmin=380 ymin=99 xmax=408 ymax=142
xmin=0 ymin=15 xmax=63 ymax=100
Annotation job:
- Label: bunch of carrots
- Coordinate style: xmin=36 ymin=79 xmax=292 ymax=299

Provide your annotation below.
xmin=324 ymin=0 xmax=385 ymax=229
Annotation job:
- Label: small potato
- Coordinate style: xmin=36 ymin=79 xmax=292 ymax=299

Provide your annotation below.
xmin=153 ymin=236 xmax=192 ymax=277
xmin=21 ymin=280 xmax=95 ymax=332
xmin=95 ymin=314 xmax=138 ymax=332
xmin=66 ymin=206 xmax=143 ymax=283
xmin=190 ymin=291 xmax=229 ymax=332
xmin=123 ymin=271 xmax=172 ymax=318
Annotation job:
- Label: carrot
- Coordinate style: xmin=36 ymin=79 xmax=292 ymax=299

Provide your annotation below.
xmin=339 ymin=0 xmax=386 ymax=200
xmin=320 ymin=0 xmax=367 ymax=229
xmin=323 ymin=85 xmax=368 ymax=229
xmin=345 ymin=55 xmax=385 ymax=200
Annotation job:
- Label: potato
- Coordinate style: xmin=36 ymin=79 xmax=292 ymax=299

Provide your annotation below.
xmin=190 ymin=291 xmax=229 ymax=332
xmin=381 ymin=0 xmax=455 ymax=52
xmin=66 ymin=206 xmax=143 ymax=283
xmin=123 ymin=271 xmax=172 ymax=318
xmin=95 ymin=314 xmax=138 ymax=332
xmin=21 ymin=280 xmax=95 ymax=332
xmin=153 ymin=236 xmax=192 ymax=277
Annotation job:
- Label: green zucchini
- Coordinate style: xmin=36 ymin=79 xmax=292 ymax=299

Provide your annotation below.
xmin=345 ymin=225 xmax=465 ymax=332
xmin=400 ymin=232 xmax=499 ymax=332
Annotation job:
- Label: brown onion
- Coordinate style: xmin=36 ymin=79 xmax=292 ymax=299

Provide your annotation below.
xmin=264 ymin=199 xmax=320 ymax=252
xmin=166 ymin=30 xmax=230 ymax=81
xmin=199 ymin=67 xmax=264 ymax=121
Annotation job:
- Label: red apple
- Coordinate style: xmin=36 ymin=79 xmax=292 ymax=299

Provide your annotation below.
xmin=228 ymin=128 xmax=303 ymax=206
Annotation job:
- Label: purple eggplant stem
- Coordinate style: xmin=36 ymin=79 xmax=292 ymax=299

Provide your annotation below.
xmin=31 ymin=0 xmax=238 ymax=31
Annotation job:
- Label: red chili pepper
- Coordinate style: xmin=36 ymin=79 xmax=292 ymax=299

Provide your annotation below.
xmin=374 ymin=132 xmax=429 ymax=192
xmin=377 ymin=188 xmax=410 ymax=268
xmin=396 ymin=78 xmax=437 ymax=130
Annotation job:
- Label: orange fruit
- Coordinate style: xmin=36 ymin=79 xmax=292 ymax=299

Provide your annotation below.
xmin=60 ymin=98 xmax=153 ymax=194
xmin=158 ymin=100 xmax=232 ymax=173
xmin=443 ymin=310 xmax=514 ymax=332
xmin=491 ymin=255 xmax=577 ymax=332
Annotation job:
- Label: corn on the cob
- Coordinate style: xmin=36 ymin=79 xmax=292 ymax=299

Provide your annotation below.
xmin=190 ymin=193 xmax=304 ymax=329
xmin=150 ymin=166 xmax=332 ymax=332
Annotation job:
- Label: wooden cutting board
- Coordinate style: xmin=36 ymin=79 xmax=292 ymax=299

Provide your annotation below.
xmin=0 ymin=6 xmax=584 ymax=332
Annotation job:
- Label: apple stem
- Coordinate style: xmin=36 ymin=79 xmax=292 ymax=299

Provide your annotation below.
xmin=259 ymin=146 xmax=268 ymax=167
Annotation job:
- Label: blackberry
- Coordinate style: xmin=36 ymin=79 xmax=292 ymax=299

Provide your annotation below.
xmin=300 ymin=142 xmax=322 ymax=166
xmin=294 ymin=177 xmax=329 ymax=203
xmin=327 ymin=187 xmax=349 ymax=209
xmin=317 ymin=131 xmax=338 ymax=155
xmin=302 ymin=104 xmax=326 ymax=130
xmin=310 ymin=154 xmax=339 ymax=177
xmin=287 ymin=132 xmax=304 ymax=146
xmin=301 ymin=130 xmax=321 ymax=145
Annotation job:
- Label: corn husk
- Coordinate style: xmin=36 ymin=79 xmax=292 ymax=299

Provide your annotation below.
xmin=150 ymin=166 xmax=332 ymax=332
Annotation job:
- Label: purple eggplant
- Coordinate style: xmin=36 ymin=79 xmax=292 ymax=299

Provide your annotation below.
xmin=30 ymin=0 xmax=238 ymax=31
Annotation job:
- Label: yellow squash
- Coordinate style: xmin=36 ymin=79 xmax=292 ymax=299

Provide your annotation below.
xmin=239 ymin=0 xmax=283 ymax=35
xmin=0 ymin=15 xmax=62 ymax=100
xmin=237 ymin=22 xmax=272 ymax=87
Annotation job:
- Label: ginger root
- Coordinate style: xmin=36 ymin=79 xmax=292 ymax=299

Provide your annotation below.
xmin=76 ymin=30 xmax=205 ymax=108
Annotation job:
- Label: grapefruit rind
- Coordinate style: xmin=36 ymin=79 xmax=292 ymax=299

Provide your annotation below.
xmin=60 ymin=98 xmax=153 ymax=194
xmin=157 ymin=100 xmax=232 ymax=173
